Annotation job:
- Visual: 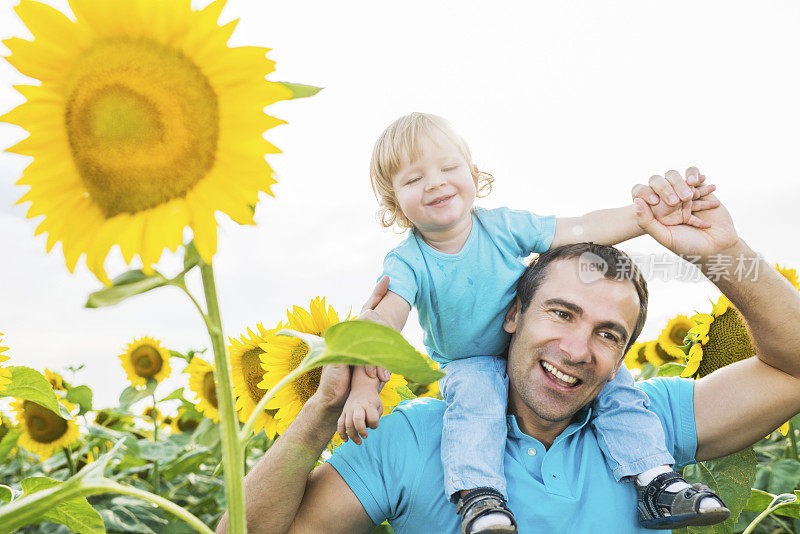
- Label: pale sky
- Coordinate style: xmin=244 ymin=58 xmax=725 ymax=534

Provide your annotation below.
xmin=1 ymin=0 xmax=798 ymax=407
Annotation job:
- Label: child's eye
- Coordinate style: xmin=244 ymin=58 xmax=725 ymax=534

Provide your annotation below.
xmin=442 ymin=166 xmax=457 ymax=172
xmin=407 ymin=176 xmax=422 ymax=184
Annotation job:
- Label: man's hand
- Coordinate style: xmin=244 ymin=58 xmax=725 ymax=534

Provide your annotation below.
xmin=633 ymin=167 xmax=740 ymax=258
xmin=631 ymin=169 xmax=720 ymax=228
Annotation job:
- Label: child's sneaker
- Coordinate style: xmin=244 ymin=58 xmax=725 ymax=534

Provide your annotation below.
xmin=455 ymin=488 xmax=517 ymax=534
xmin=637 ymin=471 xmax=730 ymax=529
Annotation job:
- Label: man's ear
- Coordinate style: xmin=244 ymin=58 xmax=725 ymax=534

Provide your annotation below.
xmin=503 ymin=299 xmax=521 ymax=334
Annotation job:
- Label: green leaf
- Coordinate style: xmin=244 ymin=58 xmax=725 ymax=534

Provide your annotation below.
xmin=85 ymin=269 xmax=169 ymax=308
xmin=755 ymin=458 xmax=800 ymax=495
xmin=743 ymin=488 xmax=800 ymax=519
xmin=0 ymin=485 xmax=12 ymax=503
xmin=191 ymin=418 xmax=220 ymax=449
xmin=19 ymin=477 xmax=105 ymax=533
xmin=656 ymin=363 xmax=686 ymax=377
xmin=395 ymin=384 xmax=417 ymax=400
xmin=66 ymin=385 xmax=93 ymax=415
xmin=0 ymin=428 xmax=20 ymax=463
xmin=278 ymin=82 xmax=323 ymax=99
xmin=311 ymin=322 xmax=444 ymax=384
xmin=678 ymin=447 xmax=757 ymax=533
xmin=1 ymin=366 xmax=68 ymax=418
xmin=118 ymin=378 xmax=158 ymax=409
xmin=159 ymin=387 xmax=186 ymax=402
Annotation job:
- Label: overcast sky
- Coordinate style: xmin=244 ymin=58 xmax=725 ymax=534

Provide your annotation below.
xmin=1 ymin=0 xmax=798 ymax=407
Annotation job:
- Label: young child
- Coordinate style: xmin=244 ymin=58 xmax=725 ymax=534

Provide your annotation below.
xmin=338 ymin=112 xmax=729 ymax=533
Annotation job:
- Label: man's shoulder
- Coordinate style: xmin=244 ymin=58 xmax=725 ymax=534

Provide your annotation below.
xmin=380 ymin=397 xmax=445 ymax=445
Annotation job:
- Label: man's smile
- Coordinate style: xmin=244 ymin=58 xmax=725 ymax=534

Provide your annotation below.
xmin=539 ymin=360 xmax=582 ymax=389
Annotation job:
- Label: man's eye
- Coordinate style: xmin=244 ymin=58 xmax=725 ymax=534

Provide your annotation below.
xmin=553 ymin=310 xmax=570 ymax=320
xmin=600 ymin=332 xmax=619 ymax=343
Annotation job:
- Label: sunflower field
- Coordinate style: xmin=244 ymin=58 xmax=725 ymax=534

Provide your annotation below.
xmin=0 ymin=0 xmax=799 ymax=533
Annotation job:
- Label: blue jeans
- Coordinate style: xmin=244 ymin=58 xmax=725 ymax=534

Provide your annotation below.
xmin=439 ymin=357 xmax=675 ymax=501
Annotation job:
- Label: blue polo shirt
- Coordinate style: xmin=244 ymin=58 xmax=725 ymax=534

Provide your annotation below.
xmin=327 ymin=377 xmax=697 ymax=533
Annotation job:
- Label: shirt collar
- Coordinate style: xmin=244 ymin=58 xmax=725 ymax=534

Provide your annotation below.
xmin=506 ymin=404 xmax=593 ymax=444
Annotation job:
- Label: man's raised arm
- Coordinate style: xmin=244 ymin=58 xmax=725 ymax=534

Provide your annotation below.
xmin=633 ymin=167 xmax=800 ymax=461
xmin=215 ymin=363 xmax=374 ymax=534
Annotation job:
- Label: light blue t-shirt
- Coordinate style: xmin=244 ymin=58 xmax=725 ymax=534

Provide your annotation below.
xmin=382 ymin=206 xmax=557 ymax=363
xmin=327 ymin=376 xmax=697 ymax=533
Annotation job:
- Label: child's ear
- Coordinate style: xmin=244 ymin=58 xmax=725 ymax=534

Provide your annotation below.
xmin=503 ymin=300 xmax=521 ymax=334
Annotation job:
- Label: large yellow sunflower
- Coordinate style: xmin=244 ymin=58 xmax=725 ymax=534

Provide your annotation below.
xmin=44 ymin=368 xmax=66 ymax=391
xmin=0 ymin=333 xmax=11 ymax=391
xmin=657 ymin=315 xmax=694 ymax=360
xmin=229 ymin=323 xmax=281 ymax=438
xmin=186 ymin=356 xmax=219 ymax=422
xmin=2 ymin=0 xmax=293 ymax=283
xmin=258 ymin=297 xmax=408 ymax=436
xmin=12 ymin=399 xmax=80 ymax=459
xmin=681 ymin=264 xmax=799 ymax=379
xmin=119 ymin=336 xmax=171 ymax=387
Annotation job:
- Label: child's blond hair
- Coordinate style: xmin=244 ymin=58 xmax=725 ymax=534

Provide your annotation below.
xmin=369 ymin=112 xmax=494 ymax=229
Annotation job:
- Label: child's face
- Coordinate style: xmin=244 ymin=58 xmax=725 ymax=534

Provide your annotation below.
xmin=390 ymin=130 xmax=477 ymax=234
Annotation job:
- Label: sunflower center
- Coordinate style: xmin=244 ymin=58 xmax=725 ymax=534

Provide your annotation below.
xmin=242 ymin=348 xmax=267 ymax=402
xmin=287 ymin=341 xmax=319 ymax=400
xmin=22 ymin=401 xmax=68 ymax=443
xmin=669 ymin=325 xmax=690 ymax=345
xmin=131 ymin=345 xmax=163 ymax=378
xmin=203 ymin=371 xmax=219 ymax=409
xmin=64 ymin=38 xmax=219 ymax=217
xmin=697 ymin=309 xmax=755 ymax=377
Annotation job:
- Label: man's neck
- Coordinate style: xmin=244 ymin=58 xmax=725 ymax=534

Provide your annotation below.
xmin=507 ymin=393 xmax=577 ymax=449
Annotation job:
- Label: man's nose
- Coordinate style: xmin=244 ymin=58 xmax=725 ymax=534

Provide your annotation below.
xmin=558 ymin=329 xmax=592 ymax=364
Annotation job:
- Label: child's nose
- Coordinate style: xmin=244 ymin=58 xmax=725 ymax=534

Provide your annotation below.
xmin=424 ymin=175 xmax=447 ymax=190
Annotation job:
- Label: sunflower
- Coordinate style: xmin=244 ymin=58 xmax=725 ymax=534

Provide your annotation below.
xmin=657 ymin=315 xmax=694 ymax=360
xmin=12 ymin=399 xmax=80 ymax=459
xmin=775 ymin=264 xmax=799 ymax=289
xmin=0 ymin=334 xmax=10 ymax=391
xmin=186 ymin=356 xmax=219 ymax=422
xmin=44 ymin=368 xmax=66 ymax=391
xmin=645 ymin=339 xmax=685 ymax=367
xmin=680 ymin=264 xmax=799 ymax=379
xmin=258 ymin=297 xmax=408 ymax=436
xmin=624 ymin=341 xmax=650 ymax=370
xmin=680 ymin=295 xmax=754 ymax=379
xmin=119 ymin=336 xmax=171 ymax=387
xmin=2 ymin=0 xmax=293 ymax=283
xmin=170 ymin=407 xmax=202 ymax=433
xmin=229 ymin=323 xmax=281 ymax=438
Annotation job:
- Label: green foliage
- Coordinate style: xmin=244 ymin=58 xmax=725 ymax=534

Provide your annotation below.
xmin=85 ymin=270 xmax=171 ymax=308
xmin=279 ymin=82 xmax=323 ymax=99
xmin=313 ymin=321 xmax=444 ymax=384
xmin=1 ymin=366 xmax=69 ymax=418
xmin=67 ymin=385 xmax=94 ymax=415
xmin=755 ymin=459 xmax=800 ymax=496
xmin=19 ymin=477 xmax=105 ymax=534
xmin=657 ymin=363 xmax=686 ymax=377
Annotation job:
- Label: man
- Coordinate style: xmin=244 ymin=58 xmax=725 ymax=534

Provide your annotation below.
xmin=217 ymin=168 xmax=800 ymax=533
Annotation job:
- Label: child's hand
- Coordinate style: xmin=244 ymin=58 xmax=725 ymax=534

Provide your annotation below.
xmin=631 ymin=167 xmax=720 ymax=229
xmin=337 ymin=366 xmax=385 ymax=445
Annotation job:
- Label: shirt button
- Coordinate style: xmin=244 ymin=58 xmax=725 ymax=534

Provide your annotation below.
xmin=527 ymin=448 xmax=536 ymax=456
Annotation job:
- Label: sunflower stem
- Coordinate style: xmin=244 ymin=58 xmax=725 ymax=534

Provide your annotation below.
xmin=788 ymin=422 xmax=798 ymax=461
xmin=199 ymin=262 xmax=246 ymax=534
xmin=0 ymin=477 xmax=213 ymax=534
xmin=63 ymin=447 xmax=75 ymax=477
xmin=238 ymin=365 xmax=308 ymax=444
xmin=151 ymin=393 xmax=159 ymax=442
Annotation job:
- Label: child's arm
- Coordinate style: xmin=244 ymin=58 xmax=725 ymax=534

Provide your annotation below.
xmin=550 ymin=170 xmax=719 ymax=248
xmin=337 ymin=289 xmax=412 ymax=445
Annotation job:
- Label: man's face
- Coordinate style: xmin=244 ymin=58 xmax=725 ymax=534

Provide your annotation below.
xmin=503 ymin=257 xmax=641 ymax=426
